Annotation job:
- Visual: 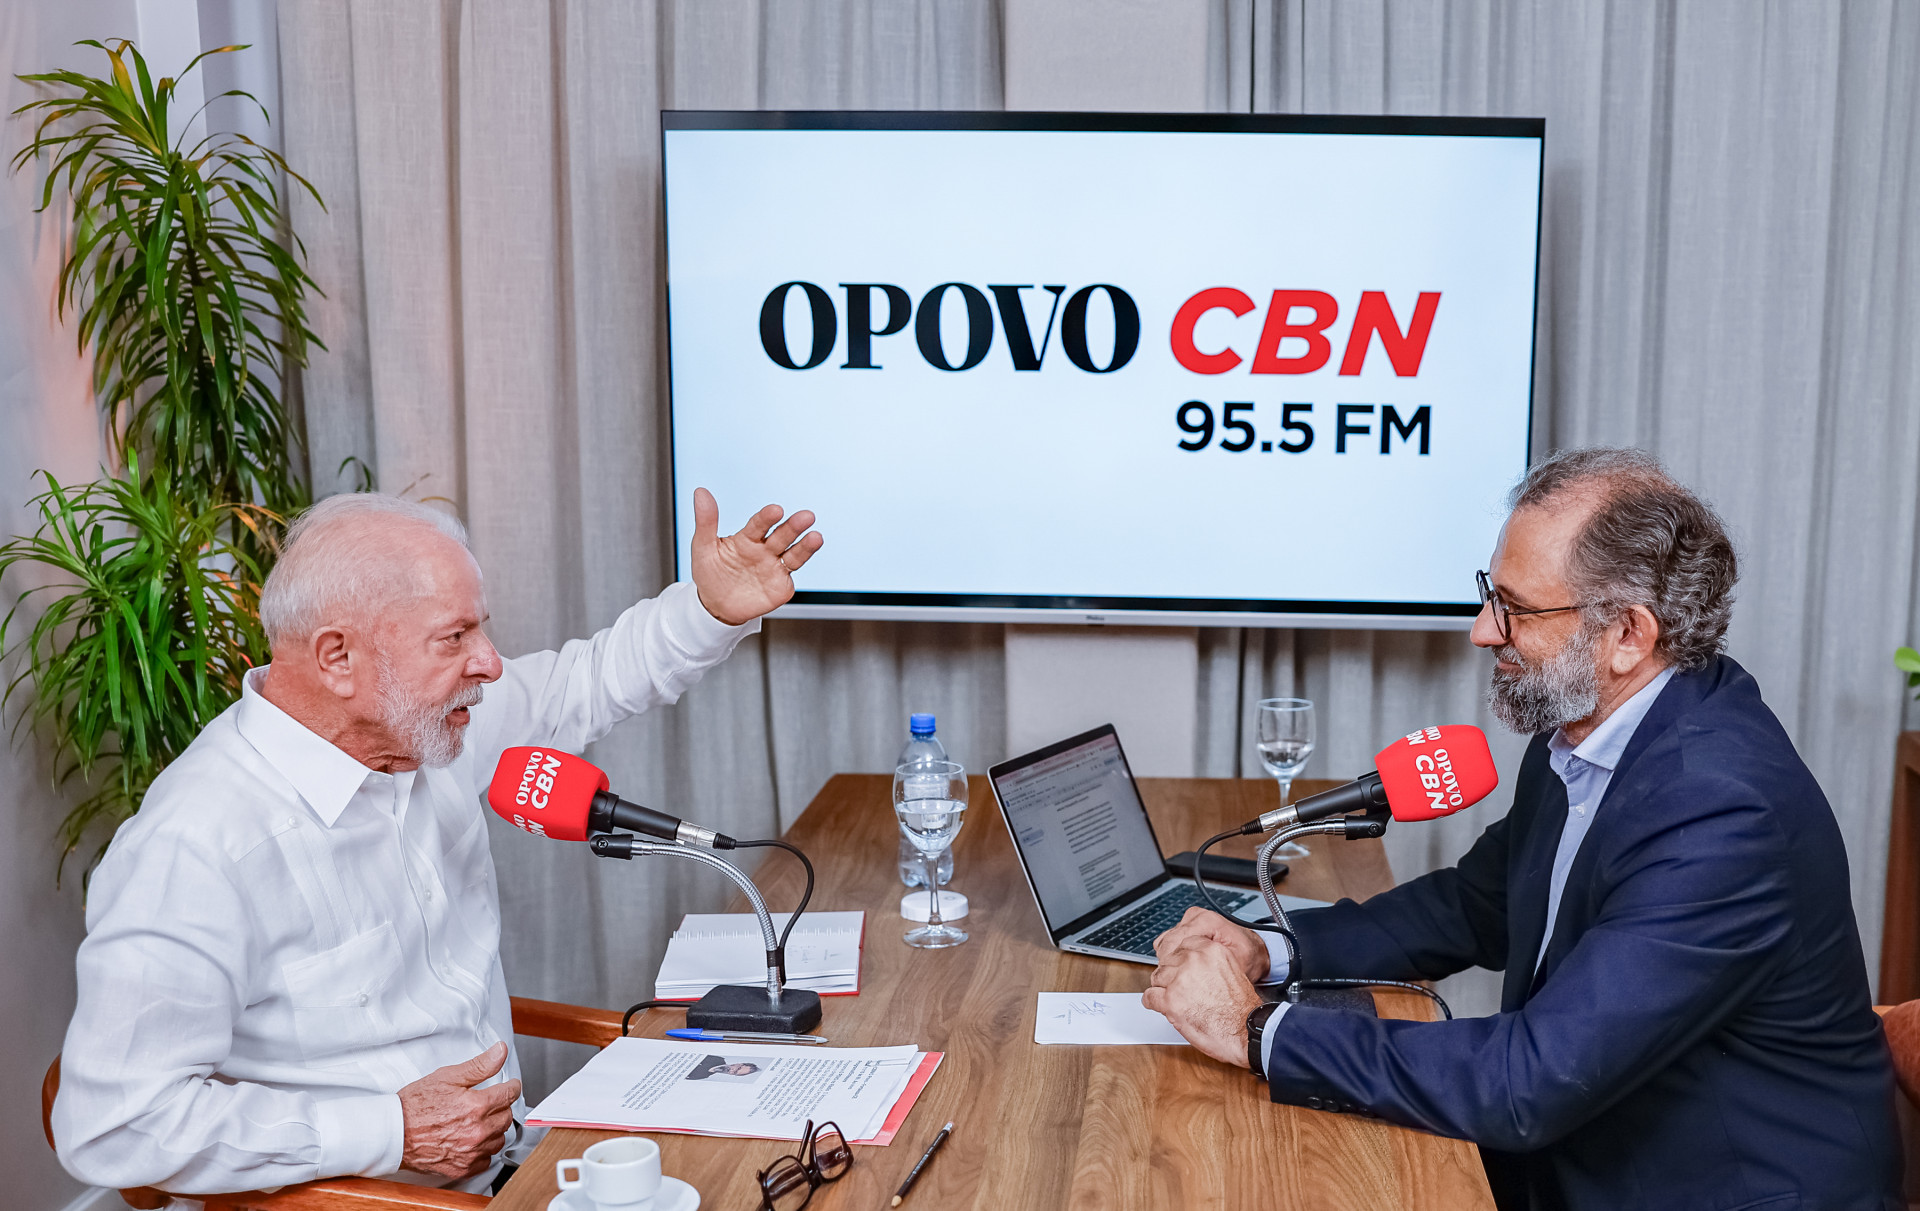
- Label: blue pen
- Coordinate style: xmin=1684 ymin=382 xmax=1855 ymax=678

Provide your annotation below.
xmin=664 ymin=1028 xmax=830 ymax=1045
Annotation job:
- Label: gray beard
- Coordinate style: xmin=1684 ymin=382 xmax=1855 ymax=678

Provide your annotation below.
xmin=1486 ymin=623 xmax=1601 ymax=735
xmin=377 ymin=670 xmax=484 ymax=768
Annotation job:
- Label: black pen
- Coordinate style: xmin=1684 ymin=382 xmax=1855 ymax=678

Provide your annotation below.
xmin=890 ymin=1121 xmax=953 ymax=1206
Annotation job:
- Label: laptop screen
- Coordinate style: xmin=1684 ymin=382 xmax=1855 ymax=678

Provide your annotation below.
xmin=992 ymin=728 xmax=1168 ymax=933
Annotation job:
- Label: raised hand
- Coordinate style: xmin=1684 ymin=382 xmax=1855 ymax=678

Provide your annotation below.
xmin=397 ymin=1040 xmax=521 ymax=1178
xmin=689 ymin=487 xmax=824 ymax=626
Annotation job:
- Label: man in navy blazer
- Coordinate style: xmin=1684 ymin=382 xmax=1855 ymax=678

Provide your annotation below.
xmin=1145 ymin=448 xmax=1900 ymax=1210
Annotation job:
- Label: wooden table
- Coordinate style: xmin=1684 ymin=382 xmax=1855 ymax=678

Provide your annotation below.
xmin=492 ymin=775 xmax=1495 ymax=1211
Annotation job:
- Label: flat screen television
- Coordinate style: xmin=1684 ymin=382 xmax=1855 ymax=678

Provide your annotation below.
xmin=662 ymin=112 xmax=1542 ymax=628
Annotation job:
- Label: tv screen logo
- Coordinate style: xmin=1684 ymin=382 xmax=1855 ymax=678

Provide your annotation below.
xmin=758 ymin=281 xmax=1441 ymax=378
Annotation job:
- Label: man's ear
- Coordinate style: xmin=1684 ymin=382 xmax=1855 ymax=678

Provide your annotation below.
xmin=312 ymin=626 xmax=359 ymax=699
xmin=1607 ymin=604 xmax=1661 ymax=675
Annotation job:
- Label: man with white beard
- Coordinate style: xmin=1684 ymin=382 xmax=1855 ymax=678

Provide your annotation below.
xmin=53 ymin=489 xmax=820 ymax=1203
xmin=1144 ymin=448 xmax=1898 ymax=1211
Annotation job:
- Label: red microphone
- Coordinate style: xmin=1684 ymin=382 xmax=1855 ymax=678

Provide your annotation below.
xmin=1241 ymin=724 xmax=1498 ymax=833
xmin=487 ymin=746 xmax=735 ymax=849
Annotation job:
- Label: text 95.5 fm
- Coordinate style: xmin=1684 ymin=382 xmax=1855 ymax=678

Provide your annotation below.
xmin=1174 ymin=400 xmax=1431 ymax=456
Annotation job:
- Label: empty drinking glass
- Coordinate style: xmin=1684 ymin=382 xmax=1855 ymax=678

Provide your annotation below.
xmin=894 ymin=760 xmax=969 ymax=949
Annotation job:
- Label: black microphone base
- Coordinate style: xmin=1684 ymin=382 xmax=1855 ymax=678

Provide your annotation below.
xmin=686 ymin=984 xmax=824 ymax=1034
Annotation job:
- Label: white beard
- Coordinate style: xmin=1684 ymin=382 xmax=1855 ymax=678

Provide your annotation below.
xmin=376 ymin=668 xmax=485 ymax=768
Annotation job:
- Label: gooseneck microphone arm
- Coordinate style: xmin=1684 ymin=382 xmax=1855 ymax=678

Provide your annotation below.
xmin=590 ymin=834 xmax=783 ymax=1005
xmin=1253 ymin=810 xmax=1390 ymax=964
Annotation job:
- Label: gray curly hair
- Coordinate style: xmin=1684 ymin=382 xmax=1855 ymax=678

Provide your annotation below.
xmin=1509 ymin=448 xmax=1737 ymax=671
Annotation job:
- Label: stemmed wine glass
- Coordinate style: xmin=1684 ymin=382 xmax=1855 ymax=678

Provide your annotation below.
xmin=894 ymin=760 xmax=969 ymax=949
xmin=1256 ymin=697 xmax=1316 ymax=857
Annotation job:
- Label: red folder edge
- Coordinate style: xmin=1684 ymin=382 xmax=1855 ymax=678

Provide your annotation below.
xmin=858 ymin=1050 xmax=942 ymax=1146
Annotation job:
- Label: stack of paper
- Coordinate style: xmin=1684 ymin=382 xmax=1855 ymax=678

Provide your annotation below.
xmin=654 ymin=911 xmax=865 ymax=999
xmin=527 ymin=1037 xmax=942 ymax=1146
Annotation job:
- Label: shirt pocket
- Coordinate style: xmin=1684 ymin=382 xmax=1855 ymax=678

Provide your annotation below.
xmin=280 ymin=922 xmax=409 ymax=1061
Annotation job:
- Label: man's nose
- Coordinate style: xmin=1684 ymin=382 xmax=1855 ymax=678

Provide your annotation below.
xmin=470 ymin=633 xmax=504 ymax=681
xmin=1469 ymin=603 xmax=1504 ymax=649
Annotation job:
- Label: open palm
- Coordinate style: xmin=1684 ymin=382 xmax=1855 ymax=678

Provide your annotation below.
xmin=689 ymin=487 xmax=824 ymax=626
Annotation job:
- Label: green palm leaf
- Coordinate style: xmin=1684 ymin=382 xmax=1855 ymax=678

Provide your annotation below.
xmin=13 ymin=38 xmax=323 ymax=518
xmin=2 ymin=40 xmax=328 ymax=875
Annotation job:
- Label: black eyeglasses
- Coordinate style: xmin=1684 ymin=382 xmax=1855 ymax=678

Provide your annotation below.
xmin=757 ymin=1120 xmax=852 ymax=1211
xmin=1475 ymin=570 xmax=1591 ymax=643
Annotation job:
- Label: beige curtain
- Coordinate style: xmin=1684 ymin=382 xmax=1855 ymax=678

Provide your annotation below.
xmin=279 ymin=0 xmax=1920 ymax=1090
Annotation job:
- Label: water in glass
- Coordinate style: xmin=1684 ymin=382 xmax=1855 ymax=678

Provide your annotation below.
xmin=1257 ymin=698 xmax=1315 ymax=857
xmin=894 ymin=760 xmax=968 ymax=948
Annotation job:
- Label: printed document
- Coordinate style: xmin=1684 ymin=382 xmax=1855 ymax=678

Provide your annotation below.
xmin=1034 ymin=992 xmax=1191 ymax=1045
xmin=654 ymin=911 xmax=865 ymax=998
xmin=527 ymin=1037 xmax=939 ymax=1145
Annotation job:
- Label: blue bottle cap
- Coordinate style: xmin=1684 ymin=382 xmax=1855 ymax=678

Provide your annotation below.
xmin=909 ymin=713 xmax=936 ymax=735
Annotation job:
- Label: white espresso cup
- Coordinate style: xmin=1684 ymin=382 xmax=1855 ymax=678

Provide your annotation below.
xmin=556 ymin=1136 xmax=662 ymax=1209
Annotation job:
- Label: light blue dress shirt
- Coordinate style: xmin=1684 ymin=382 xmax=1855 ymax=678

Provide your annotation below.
xmin=1255 ymin=664 xmax=1675 ymax=1077
xmin=1533 ymin=665 xmax=1674 ymax=972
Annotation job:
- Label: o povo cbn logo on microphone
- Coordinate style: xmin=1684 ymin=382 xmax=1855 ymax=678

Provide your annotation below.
xmin=1403 ymin=733 xmax=1468 ymax=814
xmin=509 ymin=748 xmax=563 ymax=835
xmin=1374 ymin=725 xmax=1497 ymax=822
xmin=486 ymin=745 xmax=610 ymax=843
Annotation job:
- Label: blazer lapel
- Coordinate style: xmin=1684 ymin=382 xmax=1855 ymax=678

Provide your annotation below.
xmin=1503 ymin=746 xmax=1568 ymax=1013
xmin=1524 ymin=661 xmax=1717 ymax=991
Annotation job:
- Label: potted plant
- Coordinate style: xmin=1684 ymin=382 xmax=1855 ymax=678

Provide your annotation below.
xmin=3 ymin=39 xmax=322 ymax=873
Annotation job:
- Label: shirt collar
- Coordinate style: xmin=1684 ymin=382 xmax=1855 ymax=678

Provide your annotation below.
xmin=235 ymin=665 xmax=380 ymax=827
xmin=1549 ymin=664 xmax=1677 ymax=774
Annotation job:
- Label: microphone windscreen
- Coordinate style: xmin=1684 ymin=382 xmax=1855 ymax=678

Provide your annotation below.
xmin=487 ymin=746 xmax=610 ymax=842
xmin=1373 ymin=725 xmax=1499 ymax=822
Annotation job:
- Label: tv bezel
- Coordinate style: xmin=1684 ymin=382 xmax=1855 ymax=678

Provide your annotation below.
xmin=660 ymin=110 xmax=1544 ymax=630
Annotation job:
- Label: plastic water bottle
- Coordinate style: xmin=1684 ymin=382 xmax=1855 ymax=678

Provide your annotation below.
xmin=898 ymin=713 xmax=954 ymax=888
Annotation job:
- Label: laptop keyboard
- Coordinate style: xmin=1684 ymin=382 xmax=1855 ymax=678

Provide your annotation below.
xmin=1077 ymin=884 xmax=1256 ymax=956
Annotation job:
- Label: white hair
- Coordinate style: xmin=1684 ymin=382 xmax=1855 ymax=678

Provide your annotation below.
xmin=259 ymin=493 xmax=471 ymax=649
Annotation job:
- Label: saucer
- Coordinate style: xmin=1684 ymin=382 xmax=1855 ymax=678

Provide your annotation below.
xmin=547 ymin=1176 xmax=699 ymax=1211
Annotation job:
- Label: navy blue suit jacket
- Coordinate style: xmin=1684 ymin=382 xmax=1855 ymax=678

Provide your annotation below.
xmin=1270 ymin=657 xmax=1900 ymax=1210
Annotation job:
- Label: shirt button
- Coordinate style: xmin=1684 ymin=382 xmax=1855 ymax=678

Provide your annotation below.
xmin=357 ymin=992 xmax=369 ymax=1006
xmin=423 ymin=889 xmax=434 ymax=902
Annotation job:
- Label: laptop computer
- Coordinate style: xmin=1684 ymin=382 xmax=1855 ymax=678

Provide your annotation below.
xmin=988 ymin=724 xmax=1327 ymax=965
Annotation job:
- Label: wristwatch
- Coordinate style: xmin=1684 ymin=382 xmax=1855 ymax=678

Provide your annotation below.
xmin=1246 ymin=1001 xmax=1281 ymax=1079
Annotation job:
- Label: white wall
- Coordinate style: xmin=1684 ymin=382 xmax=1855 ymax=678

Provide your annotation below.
xmin=0 ymin=2 xmax=187 ymax=1208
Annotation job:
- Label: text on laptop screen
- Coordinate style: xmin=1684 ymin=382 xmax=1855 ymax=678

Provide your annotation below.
xmin=995 ymin=733 xmax=1165 ymax=929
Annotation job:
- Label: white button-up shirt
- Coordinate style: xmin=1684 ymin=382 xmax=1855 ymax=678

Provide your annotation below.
xmin=53 ymin=581 xmax=753 ymax=1200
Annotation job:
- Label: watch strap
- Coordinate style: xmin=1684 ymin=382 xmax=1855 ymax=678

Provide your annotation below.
xmin=1246 ymin=1001 xmax=1281 ymax=1078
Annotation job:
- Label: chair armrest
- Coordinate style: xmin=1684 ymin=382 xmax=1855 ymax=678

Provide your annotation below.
xmin=42 ymin=1055 xmax=59 ymax=1151
xmin=1878 ymin=1002 xmax=1920 ymax=1106
xmin=509 ymin=995 xmax=627 ymax=1048
xmin=200 ymin=1178 xmax=491 ymax=1209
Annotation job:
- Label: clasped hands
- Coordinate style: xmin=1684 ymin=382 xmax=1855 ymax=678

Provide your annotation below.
xmin=1143 ymin=907 xmax=1273 ymax=1069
